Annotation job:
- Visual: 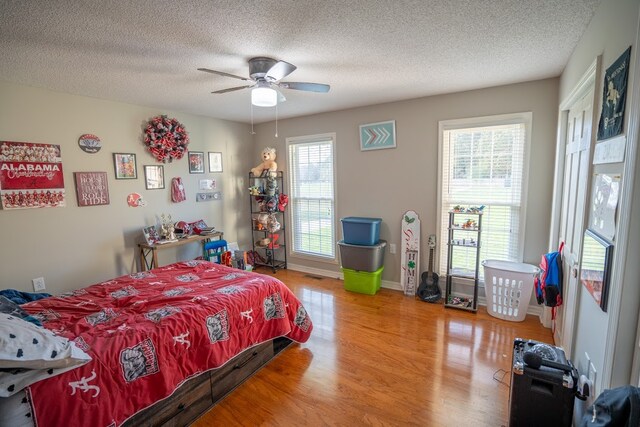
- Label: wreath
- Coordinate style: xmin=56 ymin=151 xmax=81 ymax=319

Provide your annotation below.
xmin=143 ymin=115 xmax=189 ymax=163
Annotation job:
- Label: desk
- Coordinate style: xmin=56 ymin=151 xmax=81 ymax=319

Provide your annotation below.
xmin=138 ymin=231 xmax=224 ymax=271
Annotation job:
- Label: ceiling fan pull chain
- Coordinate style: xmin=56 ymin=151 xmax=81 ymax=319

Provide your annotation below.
xmin=250 ymin=103 xmax=256 ymax=135
xmin=275 ymin=103 xmax=278 ymax=138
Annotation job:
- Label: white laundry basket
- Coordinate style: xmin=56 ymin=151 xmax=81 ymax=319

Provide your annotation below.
xmin=482 ymin=260 xmax=540 ymax=322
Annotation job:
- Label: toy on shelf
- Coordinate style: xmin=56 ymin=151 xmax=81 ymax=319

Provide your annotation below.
xmin=450 ymin=205 xmax=485 ymax=213
xmin=256 ymin=238 xmax=271 ymax=247
xmin=278 ymin=193 xmax=288 ymax=212
xmin=160 ymin=214 xmax=176 ymax=240
xmin=250 ymin=147 xmax=278 ymax=177
xmin=267 ymin=234 xmax=280 ymax=249
xmin=461 ymin=219 xmax=478 ymax=229
xmin=266 ymin=214 xmax=281 ymax=233
xmin=248 ymin=186 xmax=260 ymax=196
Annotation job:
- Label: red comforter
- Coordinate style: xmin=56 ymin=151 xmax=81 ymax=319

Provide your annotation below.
xmin=21 ymin=261 xmax=312 ymax=427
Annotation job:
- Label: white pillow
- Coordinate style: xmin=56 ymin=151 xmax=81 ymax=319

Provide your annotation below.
xmin=0 ymin=315 xmax=91 ymax=397
xmin=0 ymin=347 xmax=91 ymax=397
xmin=0 ymin=315 xmax=91 ymax=369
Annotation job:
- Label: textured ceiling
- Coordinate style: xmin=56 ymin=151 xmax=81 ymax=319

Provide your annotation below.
xmin=0 ymin=0 xmax=600 ymax=124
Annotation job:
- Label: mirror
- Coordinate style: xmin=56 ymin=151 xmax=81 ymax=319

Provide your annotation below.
xmin=580 ymin=229 xmax=613 ymax=312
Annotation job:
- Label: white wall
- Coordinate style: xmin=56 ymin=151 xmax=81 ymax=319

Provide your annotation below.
xmin=253 ymin=78 xmax=559 ymax=299
xmin=558 ymin=0 xmax=640 ymax=406
xmin=0 ymin=81 xmax=252 ymax=295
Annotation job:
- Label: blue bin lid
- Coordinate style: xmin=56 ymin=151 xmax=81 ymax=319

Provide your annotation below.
xmin=340 ymin=217 xmax=382 ymax=224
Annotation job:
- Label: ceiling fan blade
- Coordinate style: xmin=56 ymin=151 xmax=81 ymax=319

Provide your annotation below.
xmin=198 ymin=68 xmax=250 ymax=81
xmin=279 ymin=82 xmax=330 ymax=93
xmin=211 ymin=85 xmax=252 ymax=94
xmin=265 ymin=61 xmax=297 ymax=82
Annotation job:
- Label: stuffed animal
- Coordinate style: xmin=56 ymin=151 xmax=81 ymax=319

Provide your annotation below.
xmin=256 ymin=213 xmax=269 ymax=227
xmin=251 ymin=147 xmax=278 ymax=177
xmin=257 ymin=238 xmax=271 ymax=247
xmin=266 ymin=214 xmax=281 ymax=233
xmin=265 ymin=175 xmax=278 ymax=196
xmin=278 ymin=193 xmax=288 ymax=211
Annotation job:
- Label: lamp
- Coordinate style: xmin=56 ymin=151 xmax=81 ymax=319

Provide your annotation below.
xmin=251 ymin=83 xmax=277 ymax=107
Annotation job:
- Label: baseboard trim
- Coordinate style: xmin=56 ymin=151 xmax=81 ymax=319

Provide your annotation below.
xmin=286 ymin=264 xmax=542 ymax=316
xmin=287 ymin=263 xmax=403 ymax=291
xmin=286 ymin=263 xmax=340 ymax=280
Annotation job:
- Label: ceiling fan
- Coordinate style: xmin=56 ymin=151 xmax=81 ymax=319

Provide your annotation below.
xmin=198 ymin=57 xmax=330 ymax=107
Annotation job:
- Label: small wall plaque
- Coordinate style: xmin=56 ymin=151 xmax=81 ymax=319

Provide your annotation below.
xmin=74 ymin=172 xmax=109 ymax=207
xmin=78 ymin=134 xmax=102 ymax=153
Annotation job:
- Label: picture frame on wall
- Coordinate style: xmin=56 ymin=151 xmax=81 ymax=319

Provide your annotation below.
xmin=144 ymin=165 xmax=165 ymax=190
xmin=359 ymin=120 xmax=396 ymax=151
xmin=580 ymin=229 xmax=613 ymax=312
xmin=188 ymin=151 xmax=205 ymax=174
xmin=597 ymin=46 xmax=631 ymax=141
xmin=113 ymin=153 xmax=137 ymax=179
xmin=208 ymin=152 xmax=223 ymax=173
xmin=74 ymin=172 xmax=109 ymax=207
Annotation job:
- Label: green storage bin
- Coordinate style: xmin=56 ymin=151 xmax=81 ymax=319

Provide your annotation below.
xmin=342 ymin=266 xmax=384 ymax=295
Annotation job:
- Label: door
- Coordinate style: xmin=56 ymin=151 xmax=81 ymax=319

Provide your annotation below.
xmin=554 ymin=88 xmax=594 ymax=357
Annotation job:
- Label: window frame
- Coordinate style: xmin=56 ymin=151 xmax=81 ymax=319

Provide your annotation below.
xmin=436 ymin=112 xmax=532 ymax=281
xmin=286 ymin=132 xmax=338 ymax=262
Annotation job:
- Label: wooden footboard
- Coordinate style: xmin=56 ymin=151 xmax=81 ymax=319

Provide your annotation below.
xmin=124 ymin=337 xmax=292 ymax=426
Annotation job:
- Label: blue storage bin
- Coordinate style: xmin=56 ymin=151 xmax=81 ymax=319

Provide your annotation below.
xmin=341 ymin=217 xmax=382 ymax=246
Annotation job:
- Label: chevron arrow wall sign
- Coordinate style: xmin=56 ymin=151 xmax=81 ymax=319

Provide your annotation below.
xmin=359 ymin=120 xmax=396 ymax=151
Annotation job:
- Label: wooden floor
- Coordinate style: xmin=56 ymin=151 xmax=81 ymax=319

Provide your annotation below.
xmin=193 ymin=269 xmax=552 ymax=426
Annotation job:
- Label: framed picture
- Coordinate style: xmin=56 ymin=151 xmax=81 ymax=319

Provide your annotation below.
xmin=208 ymin=152 xmax=223 ymax=173
xmin=142 ymin=226 xmax=160 ymax=244
xmin=188 ymin=151 xmax=205 ymax=174
xmin=0 ymin=141 xmax=66 ymax=210
xmin=113 ymin=153 xmax=137 ymax=179
xmin=144 ymin=165 xmax=165 ymax=190
xmin=597 ymin=46 xmax=631 ymax=141
xmin=590 ymin=173 xmax=620 ymax=240
xmin=359 ymin=120 xmax=396 ymax=151
xmin=580 ymin=229 xmax=613 ymax=312
xmin=74 ymin=172 xmax=109 ymax=207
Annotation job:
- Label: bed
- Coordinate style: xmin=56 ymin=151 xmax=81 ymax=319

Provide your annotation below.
xmin=0 ymin=260 xmax=312 ymax=427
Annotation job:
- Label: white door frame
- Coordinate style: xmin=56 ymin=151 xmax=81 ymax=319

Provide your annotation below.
xmin=547 ymin=57 xmax=601 ymax=356
xmin=615 ymin=13 xmax=640 ymax=387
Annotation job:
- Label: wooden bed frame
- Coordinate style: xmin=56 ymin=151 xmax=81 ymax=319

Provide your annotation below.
xmin=124 ymin=337 xmax=292 ymax=426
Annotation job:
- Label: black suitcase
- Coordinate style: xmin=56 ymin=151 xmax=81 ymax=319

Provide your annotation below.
xmin=509 ymin=338 xmax=578 ymax=426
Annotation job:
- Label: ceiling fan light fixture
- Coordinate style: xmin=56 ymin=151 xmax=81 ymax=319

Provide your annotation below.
xmin=251 ymin=86 xmax=277 ymax=107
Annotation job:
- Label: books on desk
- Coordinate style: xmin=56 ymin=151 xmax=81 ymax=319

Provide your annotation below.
xmin=156 ymin=239 xmax=179 ymax=245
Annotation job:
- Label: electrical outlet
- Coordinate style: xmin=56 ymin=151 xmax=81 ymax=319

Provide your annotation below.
xmin=389 ymin=243 xmax=397 ymax=254
xmin=32 ymin=277 xmax=46 ymax=292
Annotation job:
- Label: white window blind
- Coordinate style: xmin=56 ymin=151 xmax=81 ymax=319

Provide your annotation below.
xmin=439 ymin=115 xmax=530 ymax=278
xmin=288 ymin=136 xmax=335 ymax=258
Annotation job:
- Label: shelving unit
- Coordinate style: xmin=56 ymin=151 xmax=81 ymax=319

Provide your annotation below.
xmin=249 ymin=171 xmax=287 ymax=272
xmin=444 ymin=210 xmax=483 ymax=312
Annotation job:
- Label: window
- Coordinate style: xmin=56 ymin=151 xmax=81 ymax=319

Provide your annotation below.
xmin=438 ymin=113 xmax=531 ymax=278
xmin=287 ymin=134 xmax=336 ymax=259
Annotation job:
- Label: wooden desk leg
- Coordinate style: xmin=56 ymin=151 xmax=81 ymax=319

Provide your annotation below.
xmin=140 ymin=248 xmax=147 ymax=271
xmin=139 ymin=247 xmax=157 ymax=271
